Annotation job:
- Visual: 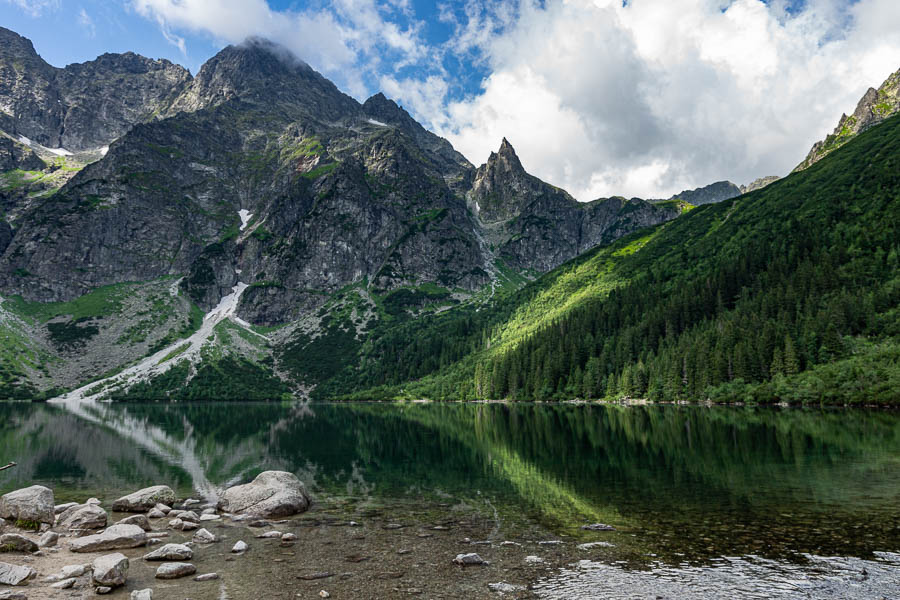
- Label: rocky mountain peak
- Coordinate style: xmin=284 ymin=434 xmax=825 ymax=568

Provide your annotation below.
xmin=666 ymin=180 xmax=741 ymax=206
xmin=795 ymin=66 xmax=900 ymax=171
xmin=489 ymin=137 xmax=525 ymax=174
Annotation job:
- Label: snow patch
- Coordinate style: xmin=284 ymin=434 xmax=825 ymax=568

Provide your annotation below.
xmin=100 ymin=146 xmax=109 ymax=156
xmin=238 ymin=209 xmax=253 ymax=231
xmin=367 ymin=119 xmax=388 ymax=127
xmin=17 ymin=136 xmax=32 ymax=146
xmin=48 ymin=147 xmax=73 ymax=156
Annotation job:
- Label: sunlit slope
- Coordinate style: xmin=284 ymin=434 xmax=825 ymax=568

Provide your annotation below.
xmin=339 ymin=113 xmax=900 ymax=403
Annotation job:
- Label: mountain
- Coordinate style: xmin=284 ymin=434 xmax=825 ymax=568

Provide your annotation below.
xmin=0 ymin=30 xmax=680 ymax=399
xmin=326 ymin=110 xmax=900 ymax=405
xmin=795 ymin=67 xmax=900 ymax=171
xmin=739 ymin=175 xmax=780 ymax=194
xmin=661 ymin=180 xmax=741 ymax=207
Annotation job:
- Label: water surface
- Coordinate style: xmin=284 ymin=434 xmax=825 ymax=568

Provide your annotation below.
xmin=1 ymin=402 xmax=898 ymax=597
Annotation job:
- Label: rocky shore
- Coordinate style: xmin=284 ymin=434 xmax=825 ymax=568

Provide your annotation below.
xmin=0 ymin=472 xmax=576 ymax=599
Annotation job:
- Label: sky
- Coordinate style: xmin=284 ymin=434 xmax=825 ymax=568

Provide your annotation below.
xmin=3 ymin=0 xmax=900 ymax=200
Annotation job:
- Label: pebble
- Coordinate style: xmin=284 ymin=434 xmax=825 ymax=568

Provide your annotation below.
xmin=453 ymin=553 xmax=488 ymax=566
xmin=319 ymin=591 xmax=331 ymax=598
xmin=194 ymin=572 xmax=219 ymax=582
xmin=96 ymin=586 xmax=113 ymax=594
xmin=231 ymin=541 xmax=248 ymax=553
xmin=281 ymin=533 xmax=297 ymax=542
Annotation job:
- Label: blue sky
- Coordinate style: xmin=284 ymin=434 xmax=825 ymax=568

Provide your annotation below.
xmin=2 ymin=0 xmax=898 ymax=200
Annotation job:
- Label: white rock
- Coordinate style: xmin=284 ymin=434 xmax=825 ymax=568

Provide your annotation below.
xmin=50 ymin=577 xmax=77 ymax=589
xmin=146 ymin=531 xmax=169 ymax=539
xmin=0 ymin=561 xmax=36 ymax=586
xmin=61 ymin=563 xmax=89 ymax=578
xmin=131 ymin=589 xmax=153 ymax=600
xmin=255 ymin=530 xmax=282 ymax=539
xmin=231 ymin=540 xmax=248 ymax=553
xmin=69 ymin=524 xmax=147 ymax=553
xmin=85 ymin=498 xmax=101 ymax=505
xmin=524 ymin=555 xmax=545 ymax=564
xmin=116 ymin=514 xmax=152 ymax=531
xmin=112 ymin=486 xmax=175 ymax=513
xmin=201 ymin=508 xmax=217 ymax=515
xmin=281 ymin=533 xmax=297 ymax=542
xmin=155 ymin=562 xmax=196 ymax=579
xmin=199 ymin=514 xmax=220 ymax=522
xmin=147 ymin=508 xmax=166 ymax=519
xmin=154 ymin=503 xmax=172 ymax=514
xmin=218 ymin=471 xmax=309 ymax=518
xmin=194 ymin=572 xmax=219 ymax=581
xmin=577 ymin=541 xmax=615 ymax=550
xmin=192 ymin=528 xmax=217 ymax=544
xmin=39 ymin=531 xmax=59 ymax=547
xmin=143 ymin=543 xmax=193 ymax=561
xmin=0 ymin=486 xmax=55 ymax=525
xmin=57 ymin=503 xmax=108 ymax=531
xmin=54 ymin=502 xmax=78 ymax=515
xmin=180 ymin=511 xmax=200 ymax=523
xmin=91 ymin=553 xmax=129 ymax=587
xmin=181 ymin=521 xmax=199 ymax=531
xmin=453 ymin=553 xmax=488 ymax=566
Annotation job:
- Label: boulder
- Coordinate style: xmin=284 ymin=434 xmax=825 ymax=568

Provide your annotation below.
xmin=54 ymin=502 xmax=78 ymax=514
xmin=0 ymin=486 xmax=55 ymax=525
xmin=92 ymin=553 xmax=128 ymax=588
xmin=0 ymin=534 xmax=38 ymax=553
xmin=192 ymin=528 xmax=216 ymax=544
xmin=181 ymin=521 xmax=199 ymax=531
xmin=154 ymin=503 xmax=171 ymax=514
xmin=231 ymin=540 xmax=248 ymax=553
xmin=167 ymin=518 xmax=183 ymax=530
xmin=143 ymin=543 xmax=192 ymax=561
xmin=131 ymin=590 xmax=153 ymax=600
xmin=116 ymin=514 xmax=152 ymax=531
xmin=179 ymin=511 xmax=200 ymax=522
xmin=69 ymin=524 xmax=146 ymax=553
xmin=218 ymin=471 xmax=309 ymax=518
xmin=61 ymin=564 xmax=89 ymax=578
xmin=155 ymin=562 xmax=196 ymax=579
xmin=111 ymin=486 xmax=175 ymax=513
xmin=38 ymin=531 xmax=58 ymax=548
xmin=57 ymin=503 xmax=107 ymax=531
xmin=199 ymin=514 xmax=220 ymax=522
xmin=147 ymin=508 xmax=166 ymax=519
xmin=0 ymin=561 xmax=36 ymax=585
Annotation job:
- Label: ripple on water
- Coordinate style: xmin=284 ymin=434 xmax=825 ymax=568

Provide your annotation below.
xmin=533 ymin=552 xmax=900 ymax=599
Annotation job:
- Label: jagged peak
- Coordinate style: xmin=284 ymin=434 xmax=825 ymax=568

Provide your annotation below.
xmin=484 ymin=137 xmax=524 ymax=173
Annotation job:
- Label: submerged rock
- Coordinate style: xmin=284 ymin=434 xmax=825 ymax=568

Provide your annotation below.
xmin=91 ymin=553 xmax=129 ymax=587
xmin=155 ymin=562 xmax=196 ymax=579
xmin=192 ymin=528 xmax=217 ymax=544
xmin=112 ymin=486 xmax=175 ymax=513
xmin=0 ymin=561 xmax=37 ymax=585
xmin=218 ymin=471 xmax=310 ymax=518
xmin=70 ymin=524 xmax=147 ymax=553
xmin=0 ymin=486 xmax=55 ymax=525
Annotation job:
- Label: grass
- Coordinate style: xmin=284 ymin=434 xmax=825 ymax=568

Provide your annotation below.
xmin=5 ymin=282 xmax=135 ymax=323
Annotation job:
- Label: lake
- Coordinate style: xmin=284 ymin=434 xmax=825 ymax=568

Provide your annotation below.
xmin=1 ymin=401 xmax=898 ymax=598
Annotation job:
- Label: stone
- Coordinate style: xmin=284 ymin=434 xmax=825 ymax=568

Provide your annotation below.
xmin=50 ymin=577 xmax=76 ymax=589
xmin=199 ymin=514 xmax=220 ymax=522
xmin=131 ymin=590 xmax=153 ymax=600
xmin=0 ymin=486 xmax=55 ymax=525
xmin=96 ymin=586 xmax=112 ymax=594
xmin=231 ymin=540 xmax=248 ymax=553
xmin=201 ymin=508 xmax=217 ymax=515
xmin=167 ymin=518 xmax=183 ymax=530
xmin=194 ymin=572 xmax=219 ymax=581
xmin=179 ymin=511 xmax=200 ymax=523
xmin=580 ymin=523 xmax=615 ymax=531
xmin=319 ymin=592 xmax=330 ymax=599
xmin=0 ymin=561 xmax=36 ymax=585
xmin=0 ymin=591 xmax=28 ymax=600
xmin=281 ymin=533 xmax=297 ymax=542
xmin=524 ymin=555 xmax=545 ymax=564
xmin=54 ymin=502 xmax=78 ymax=515
xmin=488 ymin=583 xmax=526 ymax=593
xmin=183 ymin=499 xmax=200 ymax=507
xmin=155 ymin=562 xmax=196 ymax=579
xmin=57 ymin=503 xmax=108 ymax=532
xmin=146 ymin=532 xmax=169 ymax=539
xmin=181 ymin=521 xmax=199 ymax=531
xmin=218 ymin=471 xmax=310 ymax=518
xmin=577 ymin=541 xmax=615 ymax=550
xmin=91 ymin=553 xmax=129 ymax=588
xmin=61 ymin=564 xmax=89 ymax=578
xmin=255 ymin=531 xmax=282 ymax=539
xmin=111 ymin=486 xmax=175 ymax=513
xmin=147 ymin=508 xmax=166 ymax=519
xmin=117 ymin=514 xmax=152 ymax=531
xmin=0 ymin=534 xmax=38 ymax=553
xmin=453 ymin=553 xmax=488 ymax=566
xmin=154 ymin=503 xmax=171 ymax=514
xmin=69 ymin=524 xmax=147 ymax=553
xmin=143 ymin=543 xmax=193 ymax=561
xmin=85 ymin=498 xmax=101 ymax=505
xmin=192 ymin=528 xmax=216 ymax=544
xmin=38 ymin=531 xmax=58 ymax=548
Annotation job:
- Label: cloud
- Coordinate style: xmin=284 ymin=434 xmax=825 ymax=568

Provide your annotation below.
xmin=130 ymin=0 xmax=431 ymax=98
xmin=4 ymin=0 xmax=60 ymax=17
xmin=78 ymin=7 xmax=96 ymax=38
xmin=393 ymin=0 xmax=900 ymax=199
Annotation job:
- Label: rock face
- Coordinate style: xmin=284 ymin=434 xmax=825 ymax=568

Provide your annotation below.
xmin=740 ymin=175 xmax=780 ymax=194
xmin=155 ymin=562 xmax=196 ymax=579
xmin=56 ymin=503 xmax=108 ymax=531
xmin=665 ymin=180 xmax=741 ymax=206
xmin=143 ymin=543 xmax=193 ymax=561
xmin=69 ymin=524 xmax=147 ymax=553
xmin=91 ymin=553 xmax=129 ymax=588
xmin=0 ymin=561 xmax=36 ymax=585
xmin=0 ymin=533 xmax=37 ymax=553
xmin=218 ymin=471 xmax=310 ymax=517
xmin=111 ymin=486 xmax=176 ymax=512
xmin=0 ymin=136 xmax=44 ymax=172
xmin=0 ymin=485 xmax=55 ymax=525
xmin=796 ymin=67 xmax=900 ymax=171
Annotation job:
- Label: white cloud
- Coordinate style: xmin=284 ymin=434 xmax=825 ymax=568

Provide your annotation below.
xmin=4 ymin=0 xmax=60 ymax=17
xmin=78 ymin=7 xmax=96 ymax=38
xmin=394 ymin=0 xmax=900 ymax=199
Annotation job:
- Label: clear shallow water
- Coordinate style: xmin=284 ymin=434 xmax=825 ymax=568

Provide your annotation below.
xmin=1 ymin=402 xmax=899 ymax=597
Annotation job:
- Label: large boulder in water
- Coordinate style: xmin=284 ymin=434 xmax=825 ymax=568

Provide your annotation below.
xmin=0 ymin=485 xmax=55 ymax=525
xmin=218 ymin=471 xmax=309 ymax=518
xmin=112 ymin=486 xmax=175 ymax=513
xmin=69 ymin=524 xmax=146 ymax=553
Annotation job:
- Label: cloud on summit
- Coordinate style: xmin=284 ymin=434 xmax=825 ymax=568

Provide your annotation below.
xmin=132 ymin=0 xmax=900 ymax=200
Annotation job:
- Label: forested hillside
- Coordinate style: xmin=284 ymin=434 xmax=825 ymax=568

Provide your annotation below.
xmin=321 ymin=113 xmax=900 ymax=405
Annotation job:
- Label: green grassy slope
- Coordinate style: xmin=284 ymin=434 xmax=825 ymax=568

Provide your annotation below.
xmin=326 ymin=113 xmax=900 ymax=404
